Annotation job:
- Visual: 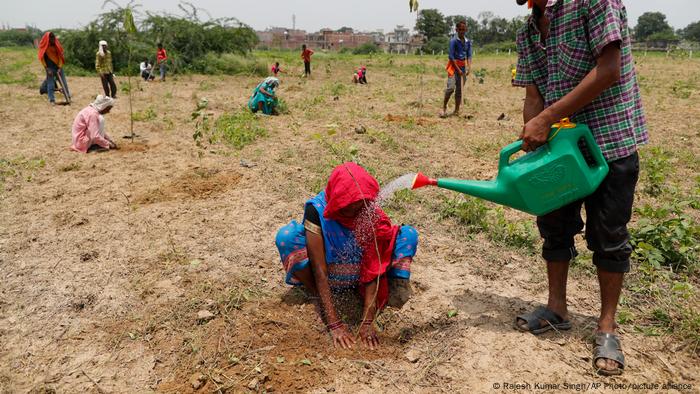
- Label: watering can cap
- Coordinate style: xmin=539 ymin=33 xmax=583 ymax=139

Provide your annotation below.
xmin=552 ymin=118 xmax=576 ymax=129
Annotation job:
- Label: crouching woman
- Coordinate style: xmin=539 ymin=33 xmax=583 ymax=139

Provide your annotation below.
xmin=275 ymin=163 xmax=418 ymax=349
xmin=248 ymin=77 xmax=280 ymax=115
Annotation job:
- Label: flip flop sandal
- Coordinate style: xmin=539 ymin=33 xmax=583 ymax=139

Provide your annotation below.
xmin=515 ymin=306 xmax=572 ymax=335
xmin=593 ymin=332 xmax=625 ymax=376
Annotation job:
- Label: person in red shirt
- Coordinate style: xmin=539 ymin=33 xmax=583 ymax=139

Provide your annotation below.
xmin=156 ymin=43 xmax=168 ymax=82
xmin=301 ymin=44 xmax=314 ymax=77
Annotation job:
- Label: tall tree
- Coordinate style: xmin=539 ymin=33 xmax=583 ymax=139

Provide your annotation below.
xmin=635 ymin=12 xmax=674 ymax=41
xmin=681 ymin=21 xmax=700 ymax=42
xmin=415 ymin=9 xmax=449 ymax=41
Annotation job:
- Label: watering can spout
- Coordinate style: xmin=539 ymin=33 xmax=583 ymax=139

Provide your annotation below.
xmin=412 ymin=173 xmax=438 ymax=189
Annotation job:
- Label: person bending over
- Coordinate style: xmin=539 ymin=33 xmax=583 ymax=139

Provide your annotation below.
xmin=276 ymin=163 xmax=418 ymax=349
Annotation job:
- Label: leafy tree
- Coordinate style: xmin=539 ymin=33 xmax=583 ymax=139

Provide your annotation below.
xmin=422 ymin=36 xmax=449 ymax=54
xmin=445 ymin=15 xmax=467 ymax=33
xmin=415 ymin=9 xmax=449 ymax=41
xmin=336 ymin=26 xmax=354 ymax=33
xmin=60 ymin=3 xmax=258 ymax=74
xmin=635 ymin=12 xmax=674 ymax=42
xmin=680 ymin=21 xmax=700 ymax=43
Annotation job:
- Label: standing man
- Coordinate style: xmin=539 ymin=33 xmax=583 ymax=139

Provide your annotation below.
xmin=301 ymin=44 xmax=314 ymax=78
xmin=38 ymin=32 xmax=71 ymax=105
xmin=512 ymin=0 xmax=648 ymax=376
xmin=95 ymin=40 xmax=117 ymax=99
xmin=157 ymin=43 xmax=168 ymax=82
xmin=441 ymin=20 xmax=472 ymax=118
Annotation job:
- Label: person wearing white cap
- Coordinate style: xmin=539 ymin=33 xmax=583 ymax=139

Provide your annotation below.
xmin=70 ymin=95 xmax=117 ymax=153
xmin=95 ymin=40 xmax=117 ymax=98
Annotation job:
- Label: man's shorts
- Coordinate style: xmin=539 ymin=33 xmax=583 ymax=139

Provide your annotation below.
xmin=536 ymin=152 xmax=640 ymax=273
xmin=445 ymin=67 xmax=467 ymax=94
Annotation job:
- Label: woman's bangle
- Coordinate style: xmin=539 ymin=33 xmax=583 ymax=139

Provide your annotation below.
xmin=327 ymin=320 xmax=344 ymax=331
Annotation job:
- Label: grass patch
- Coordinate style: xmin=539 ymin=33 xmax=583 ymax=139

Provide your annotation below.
xmin=0 ymin=47 xmax=37 ymax=85
xmin=192 ymin=52 xmax=268 ymax=76
xmin=212 ymin=110 xmax=267 ymax=149
xmin=439 ymin=196 xmax=538 ymax=252
xmin=131 ymin=107 xmax=157 ymax=122
xmin=0 ymin=156 xmax=46 ymax=185
xmin=59 ymin=162 xmax=81 ymax=172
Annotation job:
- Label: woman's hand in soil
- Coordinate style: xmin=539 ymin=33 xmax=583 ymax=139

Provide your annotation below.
xmin=358 ymin=322 xmax=379 ymax=350
xmin=330 ymin=324 xmax=355 ymax=349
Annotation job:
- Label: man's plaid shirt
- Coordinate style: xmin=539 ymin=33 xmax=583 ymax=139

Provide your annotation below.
xmin=514 ymin=0 xmax=648 ymax=162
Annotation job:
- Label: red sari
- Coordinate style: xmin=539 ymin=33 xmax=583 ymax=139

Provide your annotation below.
xmin=323 ymin=163 xmax=400 ymax=308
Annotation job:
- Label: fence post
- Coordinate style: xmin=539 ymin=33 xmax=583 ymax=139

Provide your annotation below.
xmin=508 ymin=48 xmax=512 ymax=55
xmin=690 ymin=50 xmax=693 ymax=59
xmin=496 ymin=49 xmax=499 ymax=55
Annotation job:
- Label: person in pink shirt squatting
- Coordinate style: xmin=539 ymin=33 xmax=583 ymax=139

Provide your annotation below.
xmin=70 ymin=95 xmax=118 ymax=153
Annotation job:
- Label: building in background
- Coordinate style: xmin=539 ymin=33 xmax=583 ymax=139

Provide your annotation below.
xmin=257 ymin=25 xmax=421 ymax=53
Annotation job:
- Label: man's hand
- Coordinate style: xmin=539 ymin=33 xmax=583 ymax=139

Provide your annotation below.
xmin=330 ymin=324 xmax=355 ymax=349
xmin=520 ymin=114 xmax=551 ymax=152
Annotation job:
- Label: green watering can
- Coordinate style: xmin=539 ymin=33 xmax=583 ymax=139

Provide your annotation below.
xmin=413 ymin=119 xmax=609 ymax=216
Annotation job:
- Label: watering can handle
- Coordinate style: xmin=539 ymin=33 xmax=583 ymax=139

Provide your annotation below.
xmin=578 ymin=126 xmax=608 ymax=173
xmin=498 ymin=140 xmax=524 ymax=170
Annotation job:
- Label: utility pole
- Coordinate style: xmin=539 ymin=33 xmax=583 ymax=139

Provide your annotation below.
xmin=292 ymin=14 xmax=296 ymax=31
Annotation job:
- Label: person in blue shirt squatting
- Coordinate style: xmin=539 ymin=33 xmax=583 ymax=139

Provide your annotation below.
xmin=441 ymin=20 xmax=473 ymax=118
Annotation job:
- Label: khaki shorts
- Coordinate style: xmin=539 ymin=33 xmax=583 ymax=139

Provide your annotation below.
xmin=445 ymin=69 xmax=467 ymax=94
xmin=445 ymin=76 xmax=457 ymax=94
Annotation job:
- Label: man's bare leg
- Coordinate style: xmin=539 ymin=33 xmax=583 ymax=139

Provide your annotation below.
xmin=517 ymin=260 xmax=569 ymax=329
xmin=596 ymin=269 xmax=624 ymax=372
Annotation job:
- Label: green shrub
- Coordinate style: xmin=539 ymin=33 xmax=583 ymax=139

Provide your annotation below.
xmin=631 ymin=202 xmax=700 ymax=273
xmin=0 ymin=28 xmax=42 ymax=47
xmin=439 ymin=196 xmax=489 ymax=232
xmin=60 ymin=8 xmax=258 ymax=74
xmin=353 ymin=42 xmax=380 ymax=55
xmin=641 ymin=147 xmax=672 ymax=197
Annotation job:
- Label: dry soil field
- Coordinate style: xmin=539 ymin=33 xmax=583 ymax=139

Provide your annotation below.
xmin=1 ymin=49 xmax=699 ymax=393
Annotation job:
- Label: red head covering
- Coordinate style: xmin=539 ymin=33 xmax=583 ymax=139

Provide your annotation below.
xmin=37 ymin=32 xmax=65 ymax=68
xmin=323 ymin=163 xmax=400 ymax=307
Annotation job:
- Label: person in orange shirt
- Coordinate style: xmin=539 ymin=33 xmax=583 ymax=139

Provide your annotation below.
xmin=38 ymin=32 xmax=71 ymax=105
xmin=301 ymin=44 xmax=314 ymax=77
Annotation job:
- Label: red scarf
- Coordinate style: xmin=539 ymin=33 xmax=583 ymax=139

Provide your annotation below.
xmin=323 ymin=163 xmax=399 ymax=307
xmin=37 ymin=32 xmax=65 ymax=68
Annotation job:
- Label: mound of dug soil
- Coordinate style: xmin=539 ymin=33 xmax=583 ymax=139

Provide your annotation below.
xmin=135 ymin=168 xmax=241 ymax=204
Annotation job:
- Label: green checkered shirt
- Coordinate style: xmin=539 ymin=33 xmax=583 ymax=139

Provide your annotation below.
xmin=513 ymin=0 xmax=648 ymax=162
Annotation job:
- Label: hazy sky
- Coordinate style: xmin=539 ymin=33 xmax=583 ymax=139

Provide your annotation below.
xmin=3 ymin=0 xmax=698 ymax=32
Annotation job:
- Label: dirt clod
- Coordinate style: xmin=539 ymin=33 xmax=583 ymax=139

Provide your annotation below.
xmin=405 ymin=349 xmax=421 ymax=363
xmin=196 ymin=310 xmax=215 ymax=323
xmin=248 ymin=378 xmax=259 ymax=390
xmin=190 ymin=373 xmax=206 ymax=390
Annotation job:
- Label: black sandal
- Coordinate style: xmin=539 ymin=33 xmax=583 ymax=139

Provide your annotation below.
xmin=515 ymin=306 xmax=572 ymax=335
xmin=593 ymin=332 xmax=625 ymax=376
